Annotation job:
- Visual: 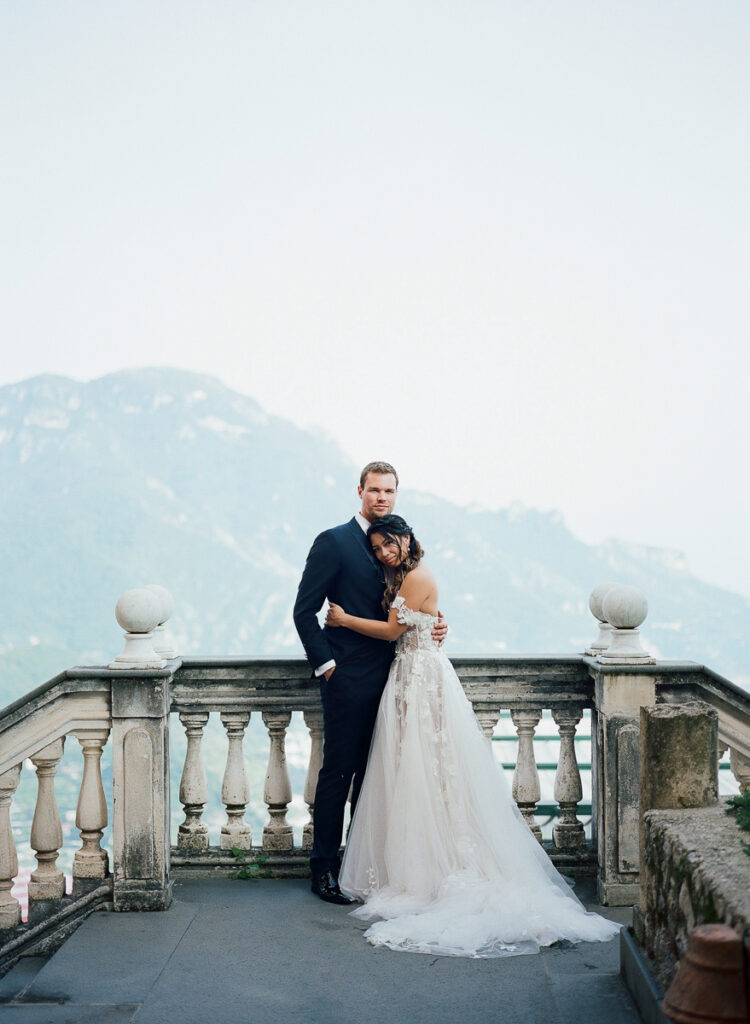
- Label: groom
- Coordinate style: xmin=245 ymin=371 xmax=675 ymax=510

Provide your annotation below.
xmin=294 ymin=461 xmax=445 ymax=904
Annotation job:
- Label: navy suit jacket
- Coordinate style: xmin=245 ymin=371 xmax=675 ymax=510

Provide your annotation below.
xmin=293 ymin=518 xmax=392 ymax=673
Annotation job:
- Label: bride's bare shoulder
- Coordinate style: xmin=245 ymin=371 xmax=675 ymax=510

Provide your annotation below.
xmin=402 ymin=563 xmax=438 ymax=593
xmin=399 ymin=564 xmax=439 ymax=615
xmin=410 ymin=563 xmax=436 ymax=584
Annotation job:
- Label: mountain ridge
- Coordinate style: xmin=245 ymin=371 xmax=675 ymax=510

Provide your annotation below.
xmin=1 ymin=367 xmax=747 ymax=707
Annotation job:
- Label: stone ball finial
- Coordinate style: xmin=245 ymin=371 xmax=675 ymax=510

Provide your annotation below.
xmin=602 ymin=585 xmax=648 ymax=630
xmin=110 ymin=588 xmax=167 ymax=670
xmin=588 ymin=582 xmax=619 ymax=623
xmin=585 ymin=581 xmax=619 ymax=655
xmin=115 ymin=588 xmax=162 ymax=634
xmin=597 ymin=583 xmax=654 ymax=663
xmin=144 ymin=584 xmax=178 ymax=660
xmin=144 ymin=584 xmax=174 ymax=625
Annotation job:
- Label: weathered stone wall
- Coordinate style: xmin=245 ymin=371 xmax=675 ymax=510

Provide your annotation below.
xmin=636 ymin=804 xmax=750 ymax=990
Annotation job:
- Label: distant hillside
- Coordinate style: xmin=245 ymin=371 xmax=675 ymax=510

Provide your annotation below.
xmin=1 ymin=368 xmax=748 ymax=706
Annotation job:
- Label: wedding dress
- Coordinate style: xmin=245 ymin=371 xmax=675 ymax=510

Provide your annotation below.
xmin=338 ymin=597 xmax=620 ymax=958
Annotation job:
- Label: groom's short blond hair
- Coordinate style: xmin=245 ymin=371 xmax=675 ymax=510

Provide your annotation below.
xmin=360 ymin=462 xmax=399 ymax=489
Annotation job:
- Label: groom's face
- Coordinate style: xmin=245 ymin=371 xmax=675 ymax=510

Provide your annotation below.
xmin=358 ymin=472 xmax=397 ymax=522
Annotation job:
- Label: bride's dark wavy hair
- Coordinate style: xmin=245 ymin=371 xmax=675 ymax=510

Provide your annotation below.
xmin=367 ymin=515 xmax=424 ymax=614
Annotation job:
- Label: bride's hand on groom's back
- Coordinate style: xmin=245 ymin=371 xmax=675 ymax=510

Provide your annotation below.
xmin=432 ymin=611 xmax=448 ymax=647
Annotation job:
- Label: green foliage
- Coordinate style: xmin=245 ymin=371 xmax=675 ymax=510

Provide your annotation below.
xmin=725 ymin=792 xmax=750 ymax=856
xmin=229 ymin=848 xmax=274 ymax=880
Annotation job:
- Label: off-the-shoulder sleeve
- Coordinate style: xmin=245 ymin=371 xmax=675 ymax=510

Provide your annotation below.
xmin=391 ymin=595 xmax=409 ymax=624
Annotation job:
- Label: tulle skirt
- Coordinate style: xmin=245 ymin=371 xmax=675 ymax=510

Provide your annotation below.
xmin=339 ymin=645 xmax=620 ymax=958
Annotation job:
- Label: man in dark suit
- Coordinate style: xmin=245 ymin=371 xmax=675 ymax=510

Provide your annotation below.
xmin=294 ymin=461 xmax=444 ymax=904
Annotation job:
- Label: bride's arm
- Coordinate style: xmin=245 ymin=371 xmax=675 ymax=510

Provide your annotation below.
xmin=326 ymin=603 xmax=407 ymax=641
xmin=325 ymin=569 xmax=437 ymax=640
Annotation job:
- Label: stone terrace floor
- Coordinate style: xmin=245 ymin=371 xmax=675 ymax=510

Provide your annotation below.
xmin=0 ymin=877 xmax=639 ymax=1024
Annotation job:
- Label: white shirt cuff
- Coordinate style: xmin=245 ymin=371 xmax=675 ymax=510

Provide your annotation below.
xmin=315 ymin=659 xmax=336 ymax=677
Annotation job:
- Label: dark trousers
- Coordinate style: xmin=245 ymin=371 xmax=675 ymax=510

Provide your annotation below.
xmin=310 ymin=657 xmax=390 ymax=876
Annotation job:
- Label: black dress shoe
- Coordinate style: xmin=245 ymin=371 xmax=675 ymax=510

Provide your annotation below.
xmin=311 ymin=870 xmax=355 ymax=905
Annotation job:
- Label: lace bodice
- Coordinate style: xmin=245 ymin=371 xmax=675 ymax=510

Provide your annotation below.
xmin=392 ymin=595 xmax=439 ymax=656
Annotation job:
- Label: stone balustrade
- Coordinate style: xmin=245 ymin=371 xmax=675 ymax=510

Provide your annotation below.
xmin=168 ymin=654 xmax=596 ymax=877
xmin=1 ymin=582 xmax=749 ymax=976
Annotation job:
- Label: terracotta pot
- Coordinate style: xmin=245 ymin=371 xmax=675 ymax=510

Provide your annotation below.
xmin=662 ymin=924 xmax=749 ymax=1024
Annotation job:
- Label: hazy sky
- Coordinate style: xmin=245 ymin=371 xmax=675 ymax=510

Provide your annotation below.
xmin=2 ymin=1 xmax=749 ymax=597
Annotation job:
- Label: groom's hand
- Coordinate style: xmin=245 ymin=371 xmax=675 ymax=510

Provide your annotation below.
xmin=324 ymin=666 xmax=336 ymax=681
xmin=432 ymin=611 xmax=448 ymax=647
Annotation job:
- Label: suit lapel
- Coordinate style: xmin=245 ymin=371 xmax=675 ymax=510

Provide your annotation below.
xmin=347 ymin=518 xmax=384 ymax=582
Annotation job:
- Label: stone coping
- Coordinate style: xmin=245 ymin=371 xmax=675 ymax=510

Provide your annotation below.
xmin=644 ymin=804 xmax=750 ymax=928
xmin=638 ymin=803 xmax=750 ymax=991
xmin=6 ymin=655 xmax=746 ymax=721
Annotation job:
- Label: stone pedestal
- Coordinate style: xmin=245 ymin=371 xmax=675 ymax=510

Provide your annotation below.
xmin=639 ymin=702 xmax=718 ymax=814
xmin=593 ymin=666 xmax=657 ymax=906
xmin=636 ymin=701 xmax=719 ymax=944
xmin=111 ymin=672 xmax=173 ymax=911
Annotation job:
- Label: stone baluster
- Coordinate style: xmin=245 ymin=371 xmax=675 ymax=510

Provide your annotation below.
xmin=178 ymin=712 xmax=210 ymax=851
xmin=302 ymin=710 xmax=324 ymax=852
xmin=28 ymin=738 xmax=66 ymax=906
xmin=73 ymin=729 xmax=111 ymax=883
xmin=220 ymin=712 xmax=251 ymax=850
xmin=262 ymin=710 xmax=293 ymax=852
xmin=473 ymin=706 xmax=501 ymax=740
xmin=730 ymin=747 xmax=750 ymax=793
xmin=0 ymin=765 xmax=22 ymax=932
xmin=510 ymin=709 xmax=542 ymax=842
xmin=552 ymin=708 xmax=586 ymax=850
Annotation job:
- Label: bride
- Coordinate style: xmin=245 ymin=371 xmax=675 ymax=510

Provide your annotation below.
xmin=325 ymin=514 xmax=620 ymax=958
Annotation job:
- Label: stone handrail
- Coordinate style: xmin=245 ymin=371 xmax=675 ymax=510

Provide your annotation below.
xmin=171 ymin=654 xmax=594 ymax=711
xmin=0 ymin=670 xmax=114 ymax=776
xmin=655 ymin=663 xmax=750 ymax=765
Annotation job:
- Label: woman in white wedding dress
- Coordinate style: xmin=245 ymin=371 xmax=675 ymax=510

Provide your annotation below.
xmin=325 ymin=515 xmax=620 ymax=959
